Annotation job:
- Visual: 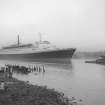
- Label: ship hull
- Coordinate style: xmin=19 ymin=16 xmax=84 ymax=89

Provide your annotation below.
xmin=0 ymin=48 xmax=76 ymax=64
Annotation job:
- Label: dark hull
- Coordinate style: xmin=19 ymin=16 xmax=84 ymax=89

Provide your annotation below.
xmin=0 ymin=48 xmax=76 ymax=64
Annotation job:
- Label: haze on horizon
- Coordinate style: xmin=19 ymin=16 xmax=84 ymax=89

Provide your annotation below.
xmin=0 ymin=0 xmax=105 ymax=52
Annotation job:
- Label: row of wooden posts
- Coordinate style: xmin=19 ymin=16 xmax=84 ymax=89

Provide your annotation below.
xmin=0 ymin=64 xmax=46 ymax=91
xmin=0 ymin=64 xmax=46 ymax=75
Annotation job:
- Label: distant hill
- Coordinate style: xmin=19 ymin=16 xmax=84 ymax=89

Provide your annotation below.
xmin=73 ymin=51 xmax=105 ymax=59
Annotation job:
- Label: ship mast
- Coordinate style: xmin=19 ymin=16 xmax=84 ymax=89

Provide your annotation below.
xmin=17 ymin=35 xmax=20 ymax=46
xmin=39 ymin=32 xmax=42 ymax=42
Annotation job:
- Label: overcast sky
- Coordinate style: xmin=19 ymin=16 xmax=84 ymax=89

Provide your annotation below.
xmin=0 ymin=0 xmax=105 ymax=51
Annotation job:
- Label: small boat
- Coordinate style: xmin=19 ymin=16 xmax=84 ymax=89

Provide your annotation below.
xmin=95 ymin=56 xmax=105 ymax=64
xmin=85 ymin=56 xmax=105 ymax=64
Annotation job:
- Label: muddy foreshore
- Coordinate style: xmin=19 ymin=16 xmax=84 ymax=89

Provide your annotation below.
xmin=0 ymin=72 xmax=77 ymax=105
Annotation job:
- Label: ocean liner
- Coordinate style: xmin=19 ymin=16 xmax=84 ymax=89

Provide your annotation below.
xmin=0 ymin=35 xmax=76 ymax=64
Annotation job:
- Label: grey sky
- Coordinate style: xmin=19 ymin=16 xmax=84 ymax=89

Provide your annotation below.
xmin=0 ymin=0 xmax=105 ymax=51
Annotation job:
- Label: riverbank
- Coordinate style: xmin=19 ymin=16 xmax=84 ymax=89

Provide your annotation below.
xmin=0 ymin=72 xmax=76 ymax=105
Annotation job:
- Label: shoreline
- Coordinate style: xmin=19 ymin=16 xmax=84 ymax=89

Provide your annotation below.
xmin=0 ymin=72 xmax=77 ymax=105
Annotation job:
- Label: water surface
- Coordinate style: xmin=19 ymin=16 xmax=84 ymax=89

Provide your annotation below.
xmin=0 ymin=59 xmax=105 ymax=105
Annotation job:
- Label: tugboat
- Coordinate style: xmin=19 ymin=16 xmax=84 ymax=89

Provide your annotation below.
xmin=0 ymin=35 xmax=76 ymax=64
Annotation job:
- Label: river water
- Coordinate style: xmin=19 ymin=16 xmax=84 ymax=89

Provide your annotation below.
xmin=0 ymin=59 xmax=105 ymax=105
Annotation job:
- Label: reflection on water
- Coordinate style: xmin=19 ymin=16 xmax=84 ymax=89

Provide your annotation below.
xmin=45 ymin=63 xmax=73 ymax=70
xmin=1 ymin=59 xmax=105 ymax=105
